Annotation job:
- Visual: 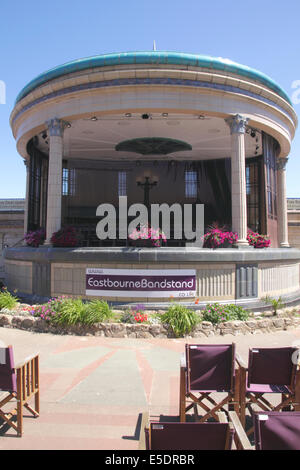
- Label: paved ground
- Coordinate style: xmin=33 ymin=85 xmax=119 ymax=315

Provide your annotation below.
xmin=0 ymin=326 xmax=300 ymax=450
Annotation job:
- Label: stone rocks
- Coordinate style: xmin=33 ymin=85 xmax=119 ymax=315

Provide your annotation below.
xmin=0 ymin=312 xmax=299 ymax=338
xmin=0 ymin=304 xmax=300 ymax=338
xmin=0 ymin=314 xmax=11 ymax=326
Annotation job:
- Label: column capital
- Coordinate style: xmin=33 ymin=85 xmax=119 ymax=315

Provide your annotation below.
xmin=225 ymin=114 xmax=249 ymax=134
xmin=276 ymin=157 xmax=288 ymax=171
xmin=23 ymin=158 xmax=29 ymax=169
xmin=46 ymin=118 xmax=67 ymax=137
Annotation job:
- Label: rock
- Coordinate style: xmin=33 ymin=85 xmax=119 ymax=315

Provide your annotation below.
xmin=262 ymin=311 xmax=273 ymax=317
xmin=201 ymin=321 xmax=213 ymax=330
xmin=256 ymin=319 xmax=272 ymax=328
xmin=149 ymin=325 xmax=163 ymax=335
xmin=21 ymin=318 xmax=35 ymax=329
xmin=0 ymin=315 xmax=11 ymax=326
xmin=11 ymin=316 xmax=23 ymax=327
xmin=272 ymin=318 xmax=284 ymax=328
xmin=32 ymin=318 xmax=48 ymax=332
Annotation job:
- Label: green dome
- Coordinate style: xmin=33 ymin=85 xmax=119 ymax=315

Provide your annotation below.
xmin=15 ymin=51 xmax=292 ymax=105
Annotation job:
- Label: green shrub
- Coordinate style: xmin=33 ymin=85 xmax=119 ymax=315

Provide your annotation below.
xmin=31 ymin=296 xmax=113 ymax=325
xmin=261 ymin=296 xmax=284 ymax=315
xmin=80 ymin=299 xmax=114 ymax=324
xmin=0 ymin=287 xmax=18 ymax=310
xmin=202 ymin=303 xmax=249 ymax=324
xmin=160 ymin=304 xmax=200 ymax=337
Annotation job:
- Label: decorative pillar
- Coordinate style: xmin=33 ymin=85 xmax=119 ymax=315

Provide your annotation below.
xmin=23 ymin=158 xmax=30 ymax=236
xmin=45 ymin=118 xmax=66 ymax=244
xmin=225 ymin=114 xmax=249 ymax=247
xmin=276 ymin=157 xmax=289 ymax=247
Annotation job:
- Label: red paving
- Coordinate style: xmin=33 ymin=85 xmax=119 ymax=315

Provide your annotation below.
xmin=0 ymin=326 xmax=300 ymax=450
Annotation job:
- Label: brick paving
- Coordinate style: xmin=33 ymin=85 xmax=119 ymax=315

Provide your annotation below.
xmin=0 ymin=327 xmax=300 ymax=450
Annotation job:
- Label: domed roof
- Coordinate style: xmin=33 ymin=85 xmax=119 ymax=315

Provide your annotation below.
xmin=16 ymin=51 xmax=292 ymax=105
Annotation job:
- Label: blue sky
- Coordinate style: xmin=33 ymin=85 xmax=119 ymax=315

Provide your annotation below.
xmin=1 ymin=0 xmax=300 ymax=198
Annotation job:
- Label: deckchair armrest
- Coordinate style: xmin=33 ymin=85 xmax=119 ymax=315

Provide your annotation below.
xmin=228 ymin=411 xmax=254 ymax=450
xmin=138 ymin=411 xmax=149 ymax=450
xmin=235 ymin=353 xmax=247 ymax=370
xmin=180 ymin=352 xmax=186 ymax=369
xmin=14 ymin=353 xmax=39 ymax=370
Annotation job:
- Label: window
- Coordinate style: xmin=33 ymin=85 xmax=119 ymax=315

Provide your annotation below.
xmin=185 ymin=170 xmax=197 ymax=198
xmin=27 ymin=141 xmax=48 ymax=231
xmin=62 ymin=168 xmax=76 ymax=196
xmin=263 ymin=133 xmax=277 ymax=219
xmin=118 ymin=171 xmax=127 ymax=197
xmin=246 ymin=158 xmax=261 ymax=232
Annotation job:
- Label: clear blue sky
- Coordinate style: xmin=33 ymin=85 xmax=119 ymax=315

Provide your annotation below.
xmin=1 ymin=0 xmax=300 ymax=198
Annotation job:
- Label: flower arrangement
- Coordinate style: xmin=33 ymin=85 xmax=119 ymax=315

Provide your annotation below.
xmin=247 ymin=229 xmax=271 ymax=248
xmin=202 ymin=303 xmax=249 ymax=324
xmin=132 ymin=304 xmax=148 ymax=323
xmin=50 ymin=226 xmax=80 ymax=247
xmin=129 ymin=225 xmax=167 ymax=247
xmin=203 ymin=226 xmax=271 ymax=249
xmin=24 ymin=228 xmax=45 ymax=247
xmin=203 ymin=228 xmax=238 ymax=248
xmin=30 ymin=296 xmax=113 ymax=325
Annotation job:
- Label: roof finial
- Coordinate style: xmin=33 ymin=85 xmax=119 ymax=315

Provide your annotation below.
xmin=153 ymin=40 xmax=157 ymax=51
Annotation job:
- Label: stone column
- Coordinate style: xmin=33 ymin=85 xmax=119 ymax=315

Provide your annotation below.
xmin=276 ymin=157 xmax=289 ymax=247
xmin=23 ymin=158 xmax=30 ymax=236
xmin=45 ymin=118 xmax=66 ymax=244
xmin=225 ymin=114 xmax=249 ymax=247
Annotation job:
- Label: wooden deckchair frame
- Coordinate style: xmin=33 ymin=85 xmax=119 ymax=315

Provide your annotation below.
xmin=139 ymin=411 xmax=253 ymax=450
xmin=237 ymin=352 xmax=300 ymax=436
xmin=179 ymin=344 xmax=240 ymax=423
xmin=0 ymin=349 xmax=40 ymax=437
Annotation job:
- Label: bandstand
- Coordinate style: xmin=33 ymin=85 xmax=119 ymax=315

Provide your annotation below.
xmin=5 ymin=51 xmax=300 ymax=308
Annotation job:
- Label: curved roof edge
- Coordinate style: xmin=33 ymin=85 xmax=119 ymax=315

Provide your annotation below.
xmin=15 ymin=51 xmax=292 ymax=106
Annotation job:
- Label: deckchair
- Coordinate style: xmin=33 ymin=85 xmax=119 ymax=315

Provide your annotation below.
xmin=237 ymin=347 xmax=300 ymax=435
xmin=253 ymin=411 xmax=300 ymax=450
xmin=0 ymin=345 xmax=40 ymax=437
xmin=139 ymin=411 xmax=252 ymax=450
xmin=179 ymin=343 xmax=240 ymax=422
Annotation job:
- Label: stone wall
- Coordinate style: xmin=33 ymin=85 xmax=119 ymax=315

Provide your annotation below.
xmin=288 ymin=210 xmax=300 ymax=249
xmin=0 ymin=311 xmax=299 ymax=338
xmin=0 ymin=199 xmax=25 ymax=281
xmin=4 ymin=247 xmax=300 ymax=309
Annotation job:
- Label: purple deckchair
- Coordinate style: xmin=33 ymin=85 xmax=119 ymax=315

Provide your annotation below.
xmin=145 ymin=421 xmax=235 ymax=450
xmin=0 ymin=345 xmax=17 ymax=393
xmin=146 ymin=423 xmax=234 ymax=450
xmin=238 ymin=347 xmax=299 ymax=433
xmin=0 ymin=345 xmax=40 ymax=436
xmin=180 ymin=344 xmax=238 ymax=422
xmin=139 ymin=411 xmax=252 ymax=450
xmin=254 ymin=411 xmax=300 ymax=450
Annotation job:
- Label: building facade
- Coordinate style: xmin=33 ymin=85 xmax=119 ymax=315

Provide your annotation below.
xmin=288 ymin=198 xmax=300 ymax=249
xmin=0 ymin=199 xmax=24 ymax=281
